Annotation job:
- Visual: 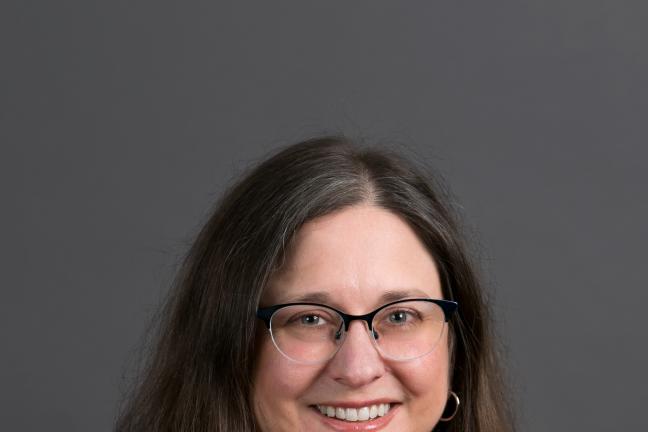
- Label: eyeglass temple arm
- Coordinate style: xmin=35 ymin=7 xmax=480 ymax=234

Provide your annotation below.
xmin=256 ymin=307 xmax=275 ymax=329
xmin=438 ymin=300 xmax=458 ymax=321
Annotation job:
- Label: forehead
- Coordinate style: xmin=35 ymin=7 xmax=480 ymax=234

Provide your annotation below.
xmin=263 ymin=205 xmax=443 ymax=312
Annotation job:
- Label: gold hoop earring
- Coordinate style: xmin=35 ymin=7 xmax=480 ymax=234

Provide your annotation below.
xmin=439 ymin=391 xmax=460 ymax=421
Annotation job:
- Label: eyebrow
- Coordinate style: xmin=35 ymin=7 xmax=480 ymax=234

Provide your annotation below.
xmin=285 ymin=288 xmax=434 ymax=309
xmin=379 ymin=289 xmax=433 ymax=303
xmin=289 ymin=291 xmax=332 ymax=304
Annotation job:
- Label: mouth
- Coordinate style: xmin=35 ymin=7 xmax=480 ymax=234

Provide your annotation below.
xmin=309 ymin=402 xmax=400 ymax=430
xmin=316 ymin=403 xmax=392 ymax=421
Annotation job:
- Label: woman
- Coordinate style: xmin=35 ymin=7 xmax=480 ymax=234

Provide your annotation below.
xmin=116 ymin=136 xmax=514 ymax=431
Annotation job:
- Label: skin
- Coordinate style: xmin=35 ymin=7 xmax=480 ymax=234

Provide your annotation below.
xmin=253 ymin=205 xmax=451 ymax=432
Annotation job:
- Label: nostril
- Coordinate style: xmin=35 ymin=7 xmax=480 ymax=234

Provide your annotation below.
xmin=373 ymin=330 xmax=380 ymax=340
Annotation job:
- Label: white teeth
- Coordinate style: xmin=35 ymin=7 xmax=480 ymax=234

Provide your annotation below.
xmin=358 ymin=407 xmax=370 ymax=421
xmin=346 ymin=408 xmax=358 ymax=421
xmin=316 ymin=403 xmax=391 ymax=422
xmin=369 ymin=404 xmax=378 ymax=419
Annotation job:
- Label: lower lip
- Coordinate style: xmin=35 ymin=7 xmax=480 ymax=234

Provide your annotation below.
xmin=310 ymin=404 xmax=400 ymax=431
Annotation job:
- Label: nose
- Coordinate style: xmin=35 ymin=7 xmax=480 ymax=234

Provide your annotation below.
xmin=325 ymin=320 xmax=386 ymax=387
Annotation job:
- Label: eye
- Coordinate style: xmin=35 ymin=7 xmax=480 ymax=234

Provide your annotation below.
xmin=389 ymin=310 xmax=410 ymax=324
xmin=286 ymin=311 xmax=332 ymax=327
xmin=379 ymin=307 xmax=422 ymax=327
xmin=300 ymin=314 xmax=323 ymax=325
xmin=273 ymin=306 xmax=339 ymax=331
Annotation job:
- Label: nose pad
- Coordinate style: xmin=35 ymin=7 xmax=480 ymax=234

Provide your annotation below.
xmin=335 ymin=322 xmax=380 ymax=342
xmin=327 ymin=320 xmax=386 ymax=387
xmin=342 ymin=320 xmax=380 ymax=350
xmin=334 ymin=323 xmax=344 ymax=341
xmin=332 ymin=320 xmax=380 ymax=352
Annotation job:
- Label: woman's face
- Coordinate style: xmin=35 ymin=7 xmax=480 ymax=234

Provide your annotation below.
xmin=252 ymin=205 xmax=451 ymax=432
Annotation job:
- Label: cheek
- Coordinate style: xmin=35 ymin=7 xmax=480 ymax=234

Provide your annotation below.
xmin=252 ymin=335 xmax=321 ymax=429
xmin=391 ymin=337 xmax=451 ymax=427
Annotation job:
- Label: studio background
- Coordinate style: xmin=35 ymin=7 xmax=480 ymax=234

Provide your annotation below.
xmin=2 ymin=1 xmax=647 ymax=431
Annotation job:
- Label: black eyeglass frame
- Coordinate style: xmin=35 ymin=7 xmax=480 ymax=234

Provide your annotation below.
xmin=256 ymin=298 xmax=458 ymax=332
xmin=257 ymin=298 xmax=458 ymax=364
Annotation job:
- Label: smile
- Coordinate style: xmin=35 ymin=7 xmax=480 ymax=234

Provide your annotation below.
xmin=315 ymin=403 xmax=391 ymax=422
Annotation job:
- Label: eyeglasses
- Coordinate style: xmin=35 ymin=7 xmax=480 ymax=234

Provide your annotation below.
xmin=256 ymin=298 xmax=458 ymax=364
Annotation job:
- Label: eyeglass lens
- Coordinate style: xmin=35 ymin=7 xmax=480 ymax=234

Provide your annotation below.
xmin=268 ymin=301 xmax=447 ymax=363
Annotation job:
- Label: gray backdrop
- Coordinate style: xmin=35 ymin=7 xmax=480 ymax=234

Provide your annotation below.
xmin=2 ymin=1 xmax=647 ymax=431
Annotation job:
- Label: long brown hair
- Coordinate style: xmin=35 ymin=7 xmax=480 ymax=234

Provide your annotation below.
xmin=116 ymin=136 xmax=514 ymax=431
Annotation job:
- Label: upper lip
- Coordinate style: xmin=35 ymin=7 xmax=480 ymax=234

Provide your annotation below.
xmin=313 ymin=399 xmax=398 ymax=408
